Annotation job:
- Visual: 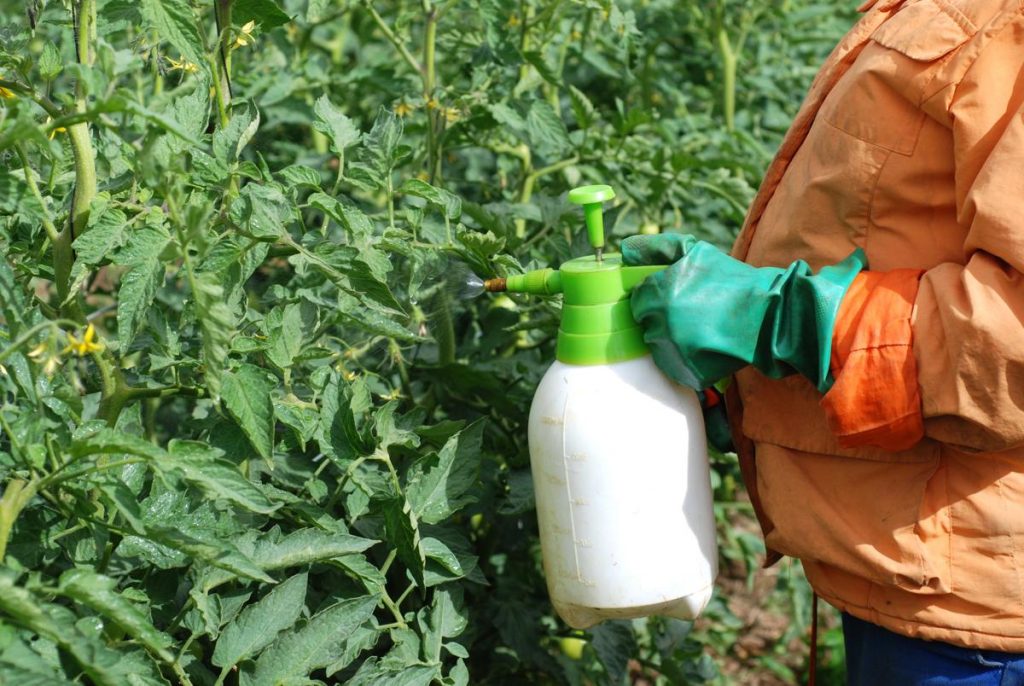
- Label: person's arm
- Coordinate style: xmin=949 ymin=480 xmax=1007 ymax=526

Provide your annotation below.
xmin=824 ymin=15 xmax=1024 ymax=453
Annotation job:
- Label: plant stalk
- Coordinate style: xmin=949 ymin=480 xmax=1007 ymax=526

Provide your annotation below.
xmin=716 ymin=26 xmax=737 ymax=132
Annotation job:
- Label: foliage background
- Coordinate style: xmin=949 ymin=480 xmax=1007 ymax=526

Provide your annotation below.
xmin=0 ymin=0 xmax=855 ymax=683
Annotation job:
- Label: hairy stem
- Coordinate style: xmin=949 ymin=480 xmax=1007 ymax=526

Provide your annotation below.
xmin=716 ymin=26 xmax=737 ymax=132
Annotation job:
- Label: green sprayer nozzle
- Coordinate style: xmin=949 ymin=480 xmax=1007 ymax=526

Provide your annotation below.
xmin=568 ymin=184 xmax=616 ymax=261
xmin=484 ymin=184 xmax=667 ymax=365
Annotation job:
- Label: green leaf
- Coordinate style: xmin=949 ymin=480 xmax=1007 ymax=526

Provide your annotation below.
xmin=382 ymin=497 xmax=426 ymax=588
xmin=140 ymin=0 xmax=205 ymax=66
xmin=0 ymin=574 xmax=61 ymax=640
xmin=57 ymin=568 xmax=174 ymax=664
xmin=194 ymin=271 xmax=235 ymax=399
xmin=526 ymin=100 xmax=572 ymax=159
xmin=72 ymin=428 xmax=166 ymax=463
xmin=117 ymin=259 xmax=163 ymax=350
xmin=568 ymin=84 xmax=596 ymax=129
xmin=214 ymin=105 xmax=260 ymax=164
xmin=349 ymin=107 xmax=403 ymax=190
xmin=487 ymin=102 xmax=528 ymax=143
xmin=248 ymin=595 xmax=379 ymax=686
xmin=231 ymin=183 xmax=290 ymax=240
xmin=314 ymin=95 xmax=360 ymax=160
xmin=221 ymin=364 xmax=276 ymax=462
xmin=348 ymin=659 xmax=438 ymax=686
xmin=279 ymin=165 xmax=322 ymax=189
xmin=250 ymin=529 xmax=377 ymax=570
xmin=211 ymin=572 xmax=307 ymax=668
xmin=265 ymin=302 xmax=317 ymax=370
xmin=405 ymin=420 xmax=485 ymax=525
xmin=146 ymin=526 xmax=274 ymax=583
xmin=419 ymin=587 xmax=468 ymax=663
xmin=232 ymin=0 xmax=292 ymax=28
xmin=0 ymin=256 xmax=29 ymax=336
xmin=337 ymin=306 xmax=423 ymax=343
xmin=165 ymin=440 xmax=278 ymax=514
xmin=38 ymin=41 xmax=61 ymax=81
xmin=590 ymin=620 xmax=637 ymax=685
xmin=318 ymin=373 xmax=372 ymax=464
xmin=67 ymin=206 xmax=127 ymax=301
xmin=400 ymin=178 xmax=461 ymax=220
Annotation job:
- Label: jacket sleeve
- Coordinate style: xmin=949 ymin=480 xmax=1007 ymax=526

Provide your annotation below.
xmin=912 ymin=18 xmax=1024 ymax=453
xmin=823 ymin=14 xmax=1024 ymax=453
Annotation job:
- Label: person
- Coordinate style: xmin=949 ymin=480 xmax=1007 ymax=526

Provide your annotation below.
xmin=621 ymin=1 xmax=1024 ymax=683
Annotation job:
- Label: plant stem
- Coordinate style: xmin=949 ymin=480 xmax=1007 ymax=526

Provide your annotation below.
xmin=214 ymin=0 xmax=234 ymax=107
xmin=0 ymin=80 xmax=61 ymax=117
xmin=423 ymin=4 xmax=441 ymax=182
xmin=716 ymin=25 xmax=737 ymax=132
xmin=55 ymin=0 xmax=98 ymax=318
xmin=362 ymin=1 xmax=422 ymax=75
xmin=14 ymin=143 xmax=60 ymax=244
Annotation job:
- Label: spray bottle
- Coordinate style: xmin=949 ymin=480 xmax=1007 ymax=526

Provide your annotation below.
xmin=484 ymin=185 xmax=718 ymax=629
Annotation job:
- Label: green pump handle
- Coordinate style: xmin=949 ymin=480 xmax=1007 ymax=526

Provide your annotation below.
xmin=567 ymin=184 xmax=616 ymax=261
xmin=486 ymin=184 xmax=669 ymax=365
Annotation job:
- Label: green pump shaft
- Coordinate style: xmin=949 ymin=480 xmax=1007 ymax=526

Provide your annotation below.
xmin=483 ymin=185 xmax=667 ymax=366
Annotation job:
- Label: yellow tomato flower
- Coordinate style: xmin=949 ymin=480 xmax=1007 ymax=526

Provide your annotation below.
xmin=27 ymin=341 xmax=49 ymax=360
xmin=394 ymin=101 xmax=415 ymax=117
xmin=28 ymin=340 xmax=63 ymax=376
xmin=507 ymin=14 xmax=520 ymax=28
xmin=166 ymin=56 xmax=199 ymax=74
xmin=426 ymin=97 xmax=440 ymax=111
xmin=45 ymin=118 xmax=67 ymax=139
xmin=443 ymin=107 xmax=460 ymax=124
xmin=0 ymin=85 xmax=14 ymax=99
xmin=63 ymin=324 xmax=104 ymax=357
xmin=233 ymin=20 xmax=256 ymax=49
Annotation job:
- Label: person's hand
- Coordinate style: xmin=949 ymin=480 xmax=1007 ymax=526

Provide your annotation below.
xmin=622 ymin=233 xmax=866 ymax=393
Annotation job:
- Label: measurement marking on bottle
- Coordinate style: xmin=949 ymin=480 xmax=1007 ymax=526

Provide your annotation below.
xmin=568 ymin=452 xmax=587 ymax=462
xmin=571 ymin=497 xmax=588 ymax=506
xmin=540 ymin=416 xmax=564 ymax=425
xmin=574 ymin=538 xmax=592 ymax=548
xmin=560 ymin=394 xmax=582 ymax=579
xmin=544 ymin=472 xmax=566 ymax=486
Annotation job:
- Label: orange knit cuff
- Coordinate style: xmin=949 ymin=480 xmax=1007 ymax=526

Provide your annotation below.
xmin=822 ymin=270 xmax=926 ymax=452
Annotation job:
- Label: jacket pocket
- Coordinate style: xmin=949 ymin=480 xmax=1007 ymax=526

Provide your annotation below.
xmin=753 ymin=437 xmax=951 ymax=594
xmin=820 ymin=0 xmax=972 ymax=155
xmin=736 ymin=368 xmax=938 ymax=464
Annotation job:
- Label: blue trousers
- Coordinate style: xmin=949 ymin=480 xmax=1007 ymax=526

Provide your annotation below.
xmin=843 ymin=613 xmax=1024 ymax=686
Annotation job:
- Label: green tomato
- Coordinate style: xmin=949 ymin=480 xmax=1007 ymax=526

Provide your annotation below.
xmin=559 ymin=636 xmax=587 ymax=660
xmin=489 ymin=294 xmax=517 ymax=311
xmin=470 ymin=513 xmax=485 ymax=531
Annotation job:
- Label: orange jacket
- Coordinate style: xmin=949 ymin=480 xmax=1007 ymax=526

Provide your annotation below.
xmin=730 ymin=0 xmax=1024 ymax=650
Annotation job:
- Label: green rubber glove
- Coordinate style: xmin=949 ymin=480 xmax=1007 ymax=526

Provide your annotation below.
xmin=622 ymin=234 xmax=866 ymax=393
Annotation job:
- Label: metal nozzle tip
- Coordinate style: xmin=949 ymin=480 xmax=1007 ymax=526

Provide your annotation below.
xmin=595 ymin=247 xmax=604 ymax=263
xmin=484 ymin=277 xmax=507 ymax=292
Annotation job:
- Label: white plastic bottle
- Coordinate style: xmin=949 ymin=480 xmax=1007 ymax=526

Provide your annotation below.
xmin=489 ymin=184 xmax=719 ymax=629
xmin=528 ymin=355 xmax=717 ymax=629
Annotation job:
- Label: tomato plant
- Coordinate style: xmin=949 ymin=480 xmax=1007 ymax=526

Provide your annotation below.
xmin=0 ymin=1 xmax=853 ymax=684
